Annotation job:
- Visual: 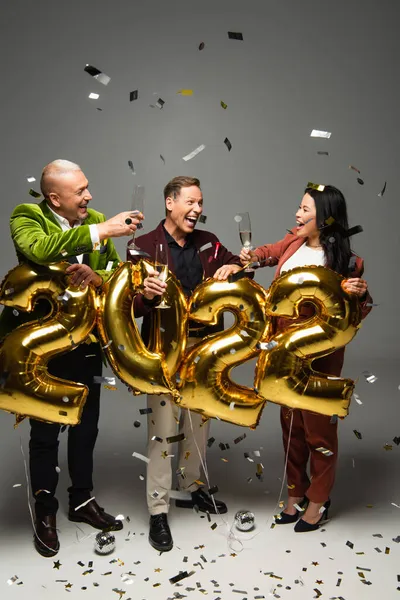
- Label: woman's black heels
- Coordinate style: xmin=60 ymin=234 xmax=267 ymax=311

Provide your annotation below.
xmin=294 ymin=499 xmax=331 ymax=533
xmin=275 ymin=496 xmax=309 ymax=525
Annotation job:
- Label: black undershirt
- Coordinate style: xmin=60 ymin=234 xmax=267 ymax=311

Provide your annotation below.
xmin=163 ymin=225 xmax=203 ymax=296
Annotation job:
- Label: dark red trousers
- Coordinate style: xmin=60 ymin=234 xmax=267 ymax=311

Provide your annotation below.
xmin=280 ymin=350 xmax=345 ymax=503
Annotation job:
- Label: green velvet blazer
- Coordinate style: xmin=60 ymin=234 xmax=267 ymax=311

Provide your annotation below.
xmin=0 ymin=201 xmax=121 ymax=339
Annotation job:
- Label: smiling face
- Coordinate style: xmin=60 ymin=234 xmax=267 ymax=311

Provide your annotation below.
xmin=47 ymin=170 xmax=92 ymax=226
xmin=165 ymin=185 xmax=203 ymax=237
xmin=295 ymin=193 xmax=319 ymax=239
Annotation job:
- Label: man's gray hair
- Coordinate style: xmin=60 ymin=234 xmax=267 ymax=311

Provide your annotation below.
xmin=40 ymin=159 xmax=82 ymax=198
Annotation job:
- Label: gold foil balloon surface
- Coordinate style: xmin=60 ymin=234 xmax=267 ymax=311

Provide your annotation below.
xmin=254 ymin=266 xmax=362 ymax=417
xmin=96 ymin=261 xmax=178 ymax=397
xmin=0 ymin=262 xmax=97 ymax=424
xmin=178 ymin=277 xmax=270 ymax=428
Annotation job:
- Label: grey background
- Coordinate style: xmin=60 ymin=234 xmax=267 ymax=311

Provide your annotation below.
xmin=0 ymin=2 xmax=400 ymax=596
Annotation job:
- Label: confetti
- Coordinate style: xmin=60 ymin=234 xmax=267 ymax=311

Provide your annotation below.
xmin=132 ymin=452 xmax=150 ymax=464
xmin=102 ymin=340 xmax=113 ymax=349
xmin=129 ymin=90 xmax=138 ymax=101
xmin=316 ymin=447 xmax=334 ymax=456
xmin=317 ymin=151 xmax=329 ymax=155
xmin=384 ymin=444 xmax=393 ymax=451
xmin=228 ymin=31 xmax=244 ymax=40
xmin=29 ymin=188 xmax=41 ymax=198
xmin=353 ymin=393 xmax=362 ymax=404
xmin=310 ymin=130 xmax=331 ymax=139
xmin=346 ymin=540 xmax=354 ymax=549
xmin=378 ymin=181 xmax=387 ymax=197
xmin=160 ymin=154 xmax=165 ymax=164
xmin=7 ymin=576 xmax=19 ymax=586
xmin=84 ymin=64 xmax=110 ymax=85
xmin=207 ymin=437 xmax=215 ymax=448
xmin=393 ymin=437 xmax=400 ymax=445
xmin=166 ymin=433 xmax=186 ymax=444
xmin=93 ymin=376 xmax=115 ymax=385
xmin=128 ymin=160 xmax=136 ymax=175
xmin=224 ymin=137 xmax=232 ymax=151
xmin=353 ymin=430 xmax=362 ymax=440
xmin=139 ymin=407 xmax=153 ymax=415
xmin=357 ymin=177 xmax=365 ymax=185
xmin=74 ymin=497 xmax=95 ymax=511
xmin=307 ymin=181 xmax=325 ymax=192
xmin=89 ymin=92 xmax=99 ymax=100
xmin=363 ymin=371 xmax=378 ymax=383
xmin=182 ymin=144 xmax=205 ymax=161
xmin=258 ymin=341 xmax=278 ymax=350
xmin=234 ymin=434 xmax=247 ymax=444
xmin=349 ymin=165 xmax=361 ymax=174
xmin=198 ymin=214 xmax=207 ymax=223
xmin=198 ymin=42 xmax=205 ymax=50
xmin=221 ymin=101 xmax=228 ymax=109
xmin=177 ymin=89 xmax=193 ymax=96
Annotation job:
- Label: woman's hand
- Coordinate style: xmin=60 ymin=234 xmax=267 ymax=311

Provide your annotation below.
xmin=342 ymin=277 xmax=368 ymax=298
xmin=240 ymin=247 xmax=258 ymax=265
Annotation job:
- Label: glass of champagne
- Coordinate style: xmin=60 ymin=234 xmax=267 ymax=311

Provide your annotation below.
xmin=237 ymin=212 xmax=254 ymax=272
xmin=127 ymin=185 xmax=148 ymax=256
xmin=155 ymin=243 xmax=170 ymax=309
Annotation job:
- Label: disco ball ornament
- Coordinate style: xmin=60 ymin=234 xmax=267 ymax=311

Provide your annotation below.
xmin=234 ymin=510 xmax=255 ymax=531
xmin=94 ymin=531 xmax=116 ymax=555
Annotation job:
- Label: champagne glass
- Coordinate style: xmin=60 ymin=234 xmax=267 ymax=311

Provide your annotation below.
xmin=155 ymin=243 xmax=170 ymax=309
xmin=236 ymin=212 xmax=254 ymax=272
xmin=127 ymin=185 xmax=148 ymax=256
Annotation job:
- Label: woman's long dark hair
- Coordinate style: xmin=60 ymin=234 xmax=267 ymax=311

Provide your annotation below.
xmin=305 ymin=185 xmax=352 ymax=276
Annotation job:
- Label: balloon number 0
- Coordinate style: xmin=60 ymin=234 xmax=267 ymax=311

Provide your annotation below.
xmin=0 ymin=262 xmax=362 ymax=427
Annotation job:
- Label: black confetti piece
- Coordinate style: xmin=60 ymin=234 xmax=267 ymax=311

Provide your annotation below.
xmin=211 ymin=522 xmax=217 ymax=530
xmin=228 ymin=31 xmax=243 ymax=40
xmin=219 ymin=442 xmax=230 ymax=451
xmin=169 ymin=571 xmax=190 ymax=584
xmin=29 ymin=189 xmax=41 ymax=198
xmin=353 ymin=429 xmax=362 ymax=440
xmin=346 ymin=540 xmax=354 ymax=549
xmin=198 ymin=42 xmax=205 ymax=51
xmin=224 ymin=137 xmax=232 ymax=151
xmin=139 ymin=407 xmax=153 ymax=415
xmin=166 ymin=433 xmax=186 ymax=444
xmin=130 ymin=90 xmax=138 ymax=101
xmin=378 ymin=181 xmax=387 ymax=197
xmin=393 ymin=436 xmax=400 ymax=445
xmin=357 ymin=177 xmax=364 ymax=185
xmin=133 ymin=420 xmax=141 ymax=428
xmin=234 ymin=433 xmax=247 ymax=444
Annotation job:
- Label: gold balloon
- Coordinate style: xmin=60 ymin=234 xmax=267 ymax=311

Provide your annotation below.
xmin=96 ymin=261 xmax=178 ymax=397
xmin=145 ymin=260 xmax=188 ymax=377
xmin=255 ymin=266 xmax=362 ymax=417
xmin=0 ymin=262 xmax=97 ymax=424
xmin=177 ymin=277 xmax=270 ymax=428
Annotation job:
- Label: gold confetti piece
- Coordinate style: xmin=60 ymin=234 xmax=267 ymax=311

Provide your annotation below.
xmin=230 ymin=553 xmax=237 ymax=557
xmin=307 ymin=181 xmax=325 ymax=192
xmin=312 ymin=562 xmax=319 ymax=566
xmin=53 ymin=561 xmax=62 ymax=569
xmin=384 ymin=444 xmax=393 ymax=451
xmin=65 ymin=583 xmax=73 ymax=589
xmin=385 ymin=547 xmax=390 ymax=554
xmin=349 ymin=165 xmax=361 ymax=174
xmin=221 ymin=101 xmax=227 ymax=109
xmin=221 ymin=458 xmax=229 ymax=462
xmin=112 ymin=589 xmax=126 ymax=598
xmin=278 ymin=501 xmax=284 ymax=508
xmin=153 ymin=583 xmax=161 ymax=587
xmin=194 ymin=479 xmax=205 ymax=486
xmin=177 ymin=89 xmax=193 ymax=96
xmin=287 ymin=483 xmax=296 ymax=489
xmin=184 ymin=451 xmax=191 ymax=460
xmin=316 ymin=580 xmax=324 ymax=584
xmin=104 ymin=385 xmax=118 ymax=391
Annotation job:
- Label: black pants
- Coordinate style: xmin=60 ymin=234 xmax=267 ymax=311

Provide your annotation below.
xmin=29 ymin=343 xmax=103 ymax=517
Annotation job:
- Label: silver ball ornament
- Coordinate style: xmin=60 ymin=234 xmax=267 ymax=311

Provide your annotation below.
xmin=94 ymin=531 xmax=116 ymax=555
xmin=234 ymin=509 xmax=255 ymax=531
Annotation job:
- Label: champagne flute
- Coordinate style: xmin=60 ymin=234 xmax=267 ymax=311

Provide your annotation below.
xmin=155 ymin=243 xmax=170 ymax=309
xmin=236 ymin=212 xmax=254 ymax=272
xmin=127 ymin=185 xmax=148 ymax=256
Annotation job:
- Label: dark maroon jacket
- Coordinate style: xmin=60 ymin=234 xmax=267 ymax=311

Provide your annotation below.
xmin=127 ymin=220 xmax=242 ymax=343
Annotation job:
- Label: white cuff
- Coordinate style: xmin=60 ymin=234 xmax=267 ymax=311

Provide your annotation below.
xmin=89 ymin=224 xmax=100 ymax=251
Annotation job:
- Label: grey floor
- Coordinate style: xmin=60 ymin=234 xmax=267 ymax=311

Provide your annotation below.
xmin=1 ymin=357 xmax=399 ymax=599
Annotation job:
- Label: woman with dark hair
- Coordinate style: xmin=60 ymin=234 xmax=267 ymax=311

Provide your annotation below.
xmin=240 ymin=185 xmax=373 ymax=532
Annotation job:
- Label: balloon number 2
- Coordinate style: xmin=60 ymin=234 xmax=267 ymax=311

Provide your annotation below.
xmin=0 ymin=263 xmax=97 ymax=425
xmin=0 ymin=262 xmax=362 ymax=427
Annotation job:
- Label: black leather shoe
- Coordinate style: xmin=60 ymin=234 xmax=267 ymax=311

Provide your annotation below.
xmin=68 ymin=499 xmax=123 ymax=531
xmin=175 ymin=488 xmax=228 ymax=514
xmin=275 ymin=496 xmax=309 ymax=525
xmin=294 ymin=499 xmax=331 ymax=533
xmin=34 ymin=515 xmax=60 ymax=557
xmin=149 ymin=514 xmax=173 ymax=552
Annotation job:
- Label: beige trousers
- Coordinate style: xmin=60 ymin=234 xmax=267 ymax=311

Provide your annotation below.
xmin=146 ymin=339 xmax=210 ymax=514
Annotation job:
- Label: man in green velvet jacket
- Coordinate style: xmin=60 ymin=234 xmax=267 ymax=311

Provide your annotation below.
xmin=0 ymin=159 xmax=143 ymax=557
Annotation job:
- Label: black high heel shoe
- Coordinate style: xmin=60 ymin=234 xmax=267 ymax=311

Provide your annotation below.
xmin=294 ymin=499 xmax=331 ymax=533
xmin=275 ymin=496 xmax=309 ymax=525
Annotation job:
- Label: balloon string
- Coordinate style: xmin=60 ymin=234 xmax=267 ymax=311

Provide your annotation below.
xmin=187 ymin=409 xmax=244 ymax=553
